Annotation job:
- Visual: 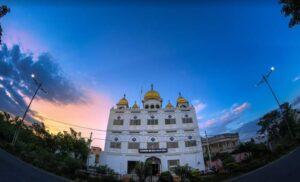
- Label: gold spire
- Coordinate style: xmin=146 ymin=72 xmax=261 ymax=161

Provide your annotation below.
xmin=132 ymin=101 xmax=139 ymax=109
xmin=143 ymin=84 xmax=161 ymax=101
xmin=166 ymin=100 xmax=174 ymax=109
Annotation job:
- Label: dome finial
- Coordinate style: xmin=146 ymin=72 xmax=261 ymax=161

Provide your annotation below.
xmin=179 ymin=92 xmax=182 ymax=97
xmin=132 ymin=100 xmax=139 ymax=109
xmin=151 ymin=84 xmax=153 ymax=90
xmin=124 ymin=94 xmax=126 ymax=98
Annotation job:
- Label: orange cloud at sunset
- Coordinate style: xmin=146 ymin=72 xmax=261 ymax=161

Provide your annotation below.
xmin=29 ymin=90 xmax=114 ymax=149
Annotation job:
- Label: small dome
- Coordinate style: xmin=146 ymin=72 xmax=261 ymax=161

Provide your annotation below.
xmin=132 ymin=101 xmax=139 ymax=109
xmin=166 ymin=100 xmax=174 ymax=109
xmin=117 ymin=95 xmax=128 ymax=106
xmin=144 ymin=84 xmax=161 ymax=101
xmin=177 ymin=93 xmax=188 ymax=104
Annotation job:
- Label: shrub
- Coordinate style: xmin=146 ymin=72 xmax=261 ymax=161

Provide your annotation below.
xmin=159 ymin=171 xmax=173 ymax=182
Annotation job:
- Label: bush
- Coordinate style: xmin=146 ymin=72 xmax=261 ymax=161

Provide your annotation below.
xmin=159 ymin=171 xmax=173 ymax=182
xmin=0 ymin=112 xmax=90 ymax=180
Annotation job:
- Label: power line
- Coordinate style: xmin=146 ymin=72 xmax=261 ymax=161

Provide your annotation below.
xmin=38 ymin=116 xmax=214 ymax=138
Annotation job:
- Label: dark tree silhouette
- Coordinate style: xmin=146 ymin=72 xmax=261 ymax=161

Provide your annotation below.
xmin=280 ymin=0 xmax=300 ymax=27
xmin=0 ymin=5 xmax=10 ymax=45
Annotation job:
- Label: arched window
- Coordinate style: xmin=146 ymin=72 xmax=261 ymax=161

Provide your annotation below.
xmin=156 ymin=104 xmax=160 ymax=109
xmin=145 ymin=105 xmax=149 ymax=109
xmin=150 ymin=105 xmax=154 ymax=109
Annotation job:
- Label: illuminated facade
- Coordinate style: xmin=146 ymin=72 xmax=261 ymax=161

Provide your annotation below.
xmin=100 ymin=85 xmax=205 ymax=174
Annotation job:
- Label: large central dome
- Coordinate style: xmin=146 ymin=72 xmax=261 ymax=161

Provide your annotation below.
xmin=144 ymin=84 xmax=161 ymax=101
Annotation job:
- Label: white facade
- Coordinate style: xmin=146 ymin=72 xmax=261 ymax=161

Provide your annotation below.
xmin=100 ymin=86 xmax=205 ymax=174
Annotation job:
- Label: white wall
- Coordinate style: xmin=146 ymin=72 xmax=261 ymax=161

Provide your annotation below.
xmin=100 ymin=101 xmax=205 ymax=174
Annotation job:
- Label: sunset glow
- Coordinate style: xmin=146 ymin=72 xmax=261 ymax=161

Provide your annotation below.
xmin=30 ymin=90 xmax=113 ymax=148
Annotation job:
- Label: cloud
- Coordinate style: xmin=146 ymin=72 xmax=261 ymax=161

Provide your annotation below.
xmin=29 ymin=90 xmax=114 ymax=149
xmin=293 ymin=96 xmax=300 ymax=108
xmin=199 ymin=102 xmax=250 ymax=134
xmin=293 ymin=76 xmax=300 ymax=82
xmin=192 ymin=99 xmax=206 ymax=121
xmin=0 ymin=44 xmax=85 ymax=117
xmin=193 ymin=100 xmax=207 ymax=113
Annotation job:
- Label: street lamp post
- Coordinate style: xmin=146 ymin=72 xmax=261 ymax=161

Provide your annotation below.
xmin=11 ymin=74 xmax=46 ymax=146
xmin=256 ymin=67 xmax=293 ymax=139
xmin=205 ymin=130 xmax=212 ymax=169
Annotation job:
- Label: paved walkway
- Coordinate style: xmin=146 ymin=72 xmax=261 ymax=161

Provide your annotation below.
xmin=0 ymin=148 xmax=68 ymax=182
xmin=231 ymin=147 xmax=300 ymax=182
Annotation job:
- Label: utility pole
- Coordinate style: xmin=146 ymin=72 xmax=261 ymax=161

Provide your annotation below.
xmin=256 ymin=67 xmax=293 ymax=139
xmin=86 ymin=132 xmax=93 ymax=169
xmin=205 ymin=130 xmax=212 ymax=169
xmin=11 ymin=74 xmax=46 ymax=146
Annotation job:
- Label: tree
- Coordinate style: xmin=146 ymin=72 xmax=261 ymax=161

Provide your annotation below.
xmin=279 ymin=103 xmax=298 ymax=139
xmin=174 ymin=164 xmax=192 ymax=182
xmin=257 ymin=110 xmax=281 ymax=143
xmin=159 ymin=171 xmax=174 ymax=182
xmin=134 ymin=161 xmax=152 ymax=182
xmin=280 ymin=0 xmax=300 ymax=27
xmin=0 ymin=5 xmax=10 ymax=45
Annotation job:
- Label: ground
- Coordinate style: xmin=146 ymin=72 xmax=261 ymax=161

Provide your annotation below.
xmin=1 ymin=146 xmax=300 ymax=182
xmin=0 ymin=148 xmax=67 ymax=182
xmin=231 ymin=147 xmax=300 ymax=182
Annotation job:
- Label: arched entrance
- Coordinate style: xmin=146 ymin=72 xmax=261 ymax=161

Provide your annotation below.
xmin=146 ymin=156 xmax=161 ymax=175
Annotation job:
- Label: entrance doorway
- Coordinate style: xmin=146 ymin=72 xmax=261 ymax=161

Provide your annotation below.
xmin=146 ymin=157 xmax=161 ymax=175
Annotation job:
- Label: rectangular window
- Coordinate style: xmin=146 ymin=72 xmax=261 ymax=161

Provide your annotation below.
xmin=147 ymin=119 xmax=158 ymax=125
xmin=110 ymin=142 xmax=121 ymax=149
xmin=184 ymin=129 xmax=194 ymax=132
xmin=168 ymin=160 xmax=179 ymax=171
xmin=129 ymin=131 xmax=140 ymax=134
xmin=113 ymin=119 xmax=124 ymax=125
xmin=185 ymin=140 xmax=197 ymax=147
xmin=128 ymin=142 xmax=140 ymax=149
xmin=111 ymin=131 xmax=122 ymax=134
xmin=130 ymin=119 xmax=141 ymax=125
xmin=182 ymin=118 xmax=193 ymax=124
xmin=167 ymin=142 xmax=178 ymax=148
xmin=166 ymin=130 xmax=177 ymax=133
xmin=147 ymin=131 xmax=158 ymax=133
xmin=147 ymin=142 xmax=159 ymax=149
xmin=165 ymin=118 xmax=176 ymax=125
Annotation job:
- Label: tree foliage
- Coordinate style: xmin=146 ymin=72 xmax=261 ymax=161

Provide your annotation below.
xmin=0 ymin=5 xmax=10 ymax=45
xmin=134 ymin=161 xmax=152 ymax=182
xmin=257 ymin=102 xmax=300 ymax=145
xmin=280 ymin=0 xmax=300 ymax=27
xmin=0 ymin=111 xmax=91 ymax=180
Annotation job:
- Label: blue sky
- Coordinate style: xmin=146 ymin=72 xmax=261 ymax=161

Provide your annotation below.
xmin=1 ymin=1 xmax=300 ymax=140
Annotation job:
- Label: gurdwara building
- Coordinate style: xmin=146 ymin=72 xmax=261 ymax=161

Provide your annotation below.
xmin=100 ymin=85 xmax=205 ymax=175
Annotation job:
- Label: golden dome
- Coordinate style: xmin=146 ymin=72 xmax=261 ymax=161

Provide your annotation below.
xmin=166 ymin=100 xmax=174 ymax=109
xmin=177 ymin=93 xmax=188 ymax=104
xmin=144 ymin=84 xmax=161 ymax=101
xmin=117 ymin=95 xmax=128 ymax=106
xmin=132 ymin=101 xmax=139 ymax=109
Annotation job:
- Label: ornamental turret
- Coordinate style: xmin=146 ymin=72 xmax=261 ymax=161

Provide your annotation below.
xmin=142 ymin=84 xmax=162 ymax=109
xmin=176 ymin=93 xmax=189 ymax=108
xmin=117 ymin=94 xmax=129 ymax=109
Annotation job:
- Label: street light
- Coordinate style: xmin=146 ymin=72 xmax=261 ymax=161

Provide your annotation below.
xmin=11 ymin=73 xmax=46 ymax=146
xmin=256 ymin=66 xmax=293 ymax=139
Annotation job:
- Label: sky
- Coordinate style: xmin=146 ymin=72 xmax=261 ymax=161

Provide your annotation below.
xmin=1 ymin=0 xmax=300 ymax=148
